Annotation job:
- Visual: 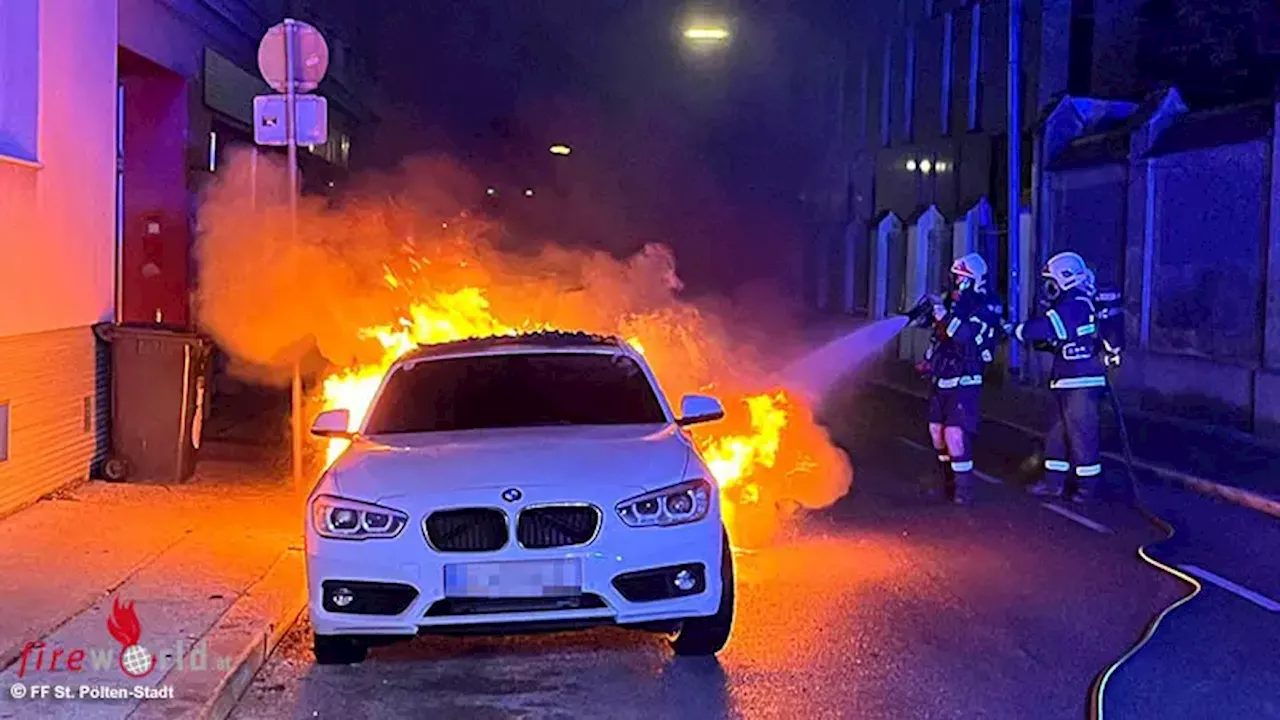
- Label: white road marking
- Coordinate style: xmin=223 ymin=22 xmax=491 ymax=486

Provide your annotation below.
xmin=894 ymin=436 xmax=1002 ymax=485
xmin=1178 ymin=564 xmax=1280 ymax=612
xmin=1040 ymin=502 xmax=1113 ymax=534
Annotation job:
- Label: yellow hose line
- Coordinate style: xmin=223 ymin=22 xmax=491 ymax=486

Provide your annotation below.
xmin=1090 ymin=515 xmax=1203 ymax=720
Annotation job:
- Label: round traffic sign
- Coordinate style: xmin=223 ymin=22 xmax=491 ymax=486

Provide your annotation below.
xmin=258 ymin=20 xmax=329 ymax=93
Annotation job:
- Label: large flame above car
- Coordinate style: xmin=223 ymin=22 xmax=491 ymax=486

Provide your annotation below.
xmin=318 ymin=281 xmax=843 ymax=547
xmin=194 ymin=150 xmax=851 ymax=547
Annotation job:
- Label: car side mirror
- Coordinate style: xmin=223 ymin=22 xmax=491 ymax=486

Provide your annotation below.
xmin=677 ymin=394 xmax=725 ymax=426
xmin=311 ymin=409 xmax=353 ymax=439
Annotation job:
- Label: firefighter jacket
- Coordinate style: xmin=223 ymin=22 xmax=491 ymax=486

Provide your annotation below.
xmin=922 ymin=290 xmax=1005 ymax=389
xmin=1095 ymin=285 xmax=1124 ymax=361
xmin=1014 ymin=288 xmax=1107 ymax=389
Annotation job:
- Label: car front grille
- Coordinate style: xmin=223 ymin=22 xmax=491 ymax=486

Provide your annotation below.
xmin=516 ymin=505 xmax=601 ymax=549
xmin=424 ymin=508 xmax=508 ymax=552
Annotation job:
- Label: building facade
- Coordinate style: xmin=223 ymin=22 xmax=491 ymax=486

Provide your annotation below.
xmin=0 ymin=0 xmax=119 ymax=517
xmin=807 ymin=0 xmax=1147 ymax=319
xmin=808 ymin=0 xmax=1280 ymax=438
xmin=0 ymin=0 xmax=378 ymax=517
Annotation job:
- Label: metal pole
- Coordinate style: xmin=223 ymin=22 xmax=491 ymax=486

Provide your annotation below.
xmin=115 ymin=82 xmax=126 ymax=323
xmin=285 ymin=18 xmax=303 ymax=487
xmin=249 ymin=148 xmax=258 ymax=211
xmin=1007 ymin=0 xmax=1023 ymax=372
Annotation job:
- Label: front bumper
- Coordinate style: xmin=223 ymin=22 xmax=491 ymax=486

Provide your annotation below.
xmin=305 ymin=512 xmax=725 ymax=637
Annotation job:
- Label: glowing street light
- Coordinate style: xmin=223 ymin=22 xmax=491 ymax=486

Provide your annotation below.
xmin=683 ymin=26 xmax=730 ymax=42
xmin=549 ymin=144 xmax=572 ymax=156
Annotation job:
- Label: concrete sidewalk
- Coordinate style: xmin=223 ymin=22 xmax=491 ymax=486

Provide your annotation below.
xmin=870 ymin=358 xmax=1280 ymax=520
xmin=0 ymin=446 xmax=307 ymax=720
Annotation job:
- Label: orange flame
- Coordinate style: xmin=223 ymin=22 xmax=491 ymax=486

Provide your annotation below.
xmin=318 ymin=283 xmax=850 ymax=546
xmin=195 ymin=150 xmax=852 ymax=548
xmin=106 ymin=597 xmax=142 ymax=648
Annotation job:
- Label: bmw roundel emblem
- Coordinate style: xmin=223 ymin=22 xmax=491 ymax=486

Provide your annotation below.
xmin=501 ymin=488 xmax=523 ymax=503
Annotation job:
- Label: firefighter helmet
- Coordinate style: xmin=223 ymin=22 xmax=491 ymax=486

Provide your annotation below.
xmin=950 ymin=253 xmax=988 ymax=291
xmin=1041 ymin=251 xmax=1091 ymax=300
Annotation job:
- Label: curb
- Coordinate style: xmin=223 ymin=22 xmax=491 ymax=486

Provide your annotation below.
xmin=872 ymin=379 xmax=1280 ymax=522
xmin=128 ymin=548 xmax=307 ymax=720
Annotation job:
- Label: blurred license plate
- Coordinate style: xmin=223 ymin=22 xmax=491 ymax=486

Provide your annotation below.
xmin=443 ymin=559 xmax=583 ymax=598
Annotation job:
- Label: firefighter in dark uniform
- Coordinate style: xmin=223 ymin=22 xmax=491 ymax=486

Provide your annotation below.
xmin=1013 ymin=251 xmax=1110 ymax=503
xmin=916 ymin=253 xmax=1005 ymax=505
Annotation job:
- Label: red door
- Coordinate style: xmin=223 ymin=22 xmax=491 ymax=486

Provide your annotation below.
xmin=119 ymin=50 xmax=191 ymax=328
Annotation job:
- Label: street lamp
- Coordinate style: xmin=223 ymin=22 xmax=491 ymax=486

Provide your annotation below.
xmin=683 ymin=26 xmax=729 ymax=42
xmin=549 ymin=144 xmax=572 ymax=156
xmin=681 ymin=11 xmax=731 ymax=49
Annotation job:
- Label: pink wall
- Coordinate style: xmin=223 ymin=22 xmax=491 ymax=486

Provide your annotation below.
xmin=0 ymin=0 xmax=119 ymax=338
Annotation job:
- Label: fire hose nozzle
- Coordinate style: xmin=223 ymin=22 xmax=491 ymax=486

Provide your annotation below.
xmin=903 ymin=295 xmax=936 ymax=328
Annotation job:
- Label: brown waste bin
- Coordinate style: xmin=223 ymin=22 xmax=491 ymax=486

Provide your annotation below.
xmin=95 ymin=324 xmax=212 ymax=483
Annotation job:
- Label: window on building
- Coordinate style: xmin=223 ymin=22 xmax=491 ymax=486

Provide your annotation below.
xmin=941 ymin=11 xmax=954 ymax=135
xmin=903 ymin=31 xmax=916 ymax=142
xmin=968 ymin=1 xmax=983 ymax=132
xmin=307 ymin=131 xmax=352 ymax=168
xmin=1068 ymin=0 xmax=1095 ymax=96
xmin=881 ymin=41 xmax=894 ymax=147
xmin=0 ymin=0 xmax=39 ymax=161
xmin=858 ymin=54 xmax=870 ymax=141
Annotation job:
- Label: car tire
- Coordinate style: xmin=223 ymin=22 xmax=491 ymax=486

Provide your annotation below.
xmin=313 ymin=634 xmax=368 ymax=665
xmin=670 ymin=531 xmax=735 ymax=657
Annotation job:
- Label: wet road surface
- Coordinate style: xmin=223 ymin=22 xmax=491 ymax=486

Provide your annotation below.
xmin=232 ymin=386 xmax=1205 ymax=719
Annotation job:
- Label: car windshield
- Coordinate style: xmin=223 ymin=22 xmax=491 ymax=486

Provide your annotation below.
xmin=362 ymin=351 xmax=668 ymax=434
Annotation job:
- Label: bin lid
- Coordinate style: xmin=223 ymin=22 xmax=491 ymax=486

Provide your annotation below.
xmin=98 ymin=323 xmax=211 ymax=347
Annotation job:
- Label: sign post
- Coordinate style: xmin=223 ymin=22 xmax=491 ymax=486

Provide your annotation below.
xmin=255 ymin=18 xmax=329 ymax=489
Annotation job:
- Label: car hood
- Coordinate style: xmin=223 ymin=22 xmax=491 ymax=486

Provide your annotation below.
xmin=329 ymin=423 xmax=694 ymax=504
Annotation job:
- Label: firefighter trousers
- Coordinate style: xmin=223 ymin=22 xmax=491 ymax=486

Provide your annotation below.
xmin=1041 ymin=387 xmax=1104 ymax=497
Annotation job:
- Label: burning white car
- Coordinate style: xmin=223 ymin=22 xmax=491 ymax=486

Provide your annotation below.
xmin=305 ymin=331 xmax=735 ymax=664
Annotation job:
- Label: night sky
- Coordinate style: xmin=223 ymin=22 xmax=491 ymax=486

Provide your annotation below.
xmin=329 ymin=0 xmax=853 ymax=293
xmin=353 ymin=2 xmax=845 ymax=194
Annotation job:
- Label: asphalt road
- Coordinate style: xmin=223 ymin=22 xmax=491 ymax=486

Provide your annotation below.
xmin=231 ymin=385 xmax=1264 ymax=720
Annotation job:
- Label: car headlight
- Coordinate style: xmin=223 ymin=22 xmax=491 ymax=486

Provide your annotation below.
xmin=311 ymin=494 xmax=409 ymax=540
xmin=616 ymin=479 xmax=713 ymax=528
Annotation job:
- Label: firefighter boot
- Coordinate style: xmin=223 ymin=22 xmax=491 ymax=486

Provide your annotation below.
xmin=1029 ymin=459 xmax=1070 ymax=498
xmin=950 ymin=455 xmax=975 ymax=505
xmin=1070 ymin=462 xmax=1104 ymax=504
xmin=933 ymin=452 xmax=956 ymax=500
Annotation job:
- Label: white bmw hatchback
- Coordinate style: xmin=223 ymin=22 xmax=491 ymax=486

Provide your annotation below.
xmin=305 ymin=332 xmax=735 ymax=664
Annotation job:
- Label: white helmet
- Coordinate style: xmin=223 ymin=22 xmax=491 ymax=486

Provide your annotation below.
xmin=950 ymin=252 xmax=988 ymax=291
xmin=1042 ymin=252 xmax=1092 ymax=298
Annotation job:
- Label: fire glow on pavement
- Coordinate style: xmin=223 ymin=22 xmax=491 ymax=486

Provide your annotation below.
xmin=195 ymin=150 xmax=852 ymax=546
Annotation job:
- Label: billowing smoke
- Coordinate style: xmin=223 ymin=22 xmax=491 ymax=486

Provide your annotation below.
xmin=195 ymin=148 xmax=851 ymax=546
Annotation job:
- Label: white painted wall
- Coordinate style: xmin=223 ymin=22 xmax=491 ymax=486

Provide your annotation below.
xmin=0 ymin=0 xmax=119 ymax=338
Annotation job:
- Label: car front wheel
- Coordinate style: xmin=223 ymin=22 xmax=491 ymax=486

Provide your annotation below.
xmin=313 ymin=634 xmax=368 ymax=665
xmin=670 ymin=531 xmax=735 ymax=656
